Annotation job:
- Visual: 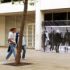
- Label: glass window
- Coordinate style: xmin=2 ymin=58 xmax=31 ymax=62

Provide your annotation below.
xmin=53 ymin=13 xmax=66 ymax=20
xmin=1 ymin=0 xmax=11 ymax=3
xmin=1 ymin=0 xmax=22 ymax=3
xmin=68 ymin=12 xmax=70 ymax=20
xmin=44 ymin=13 xmax=52 ymax=21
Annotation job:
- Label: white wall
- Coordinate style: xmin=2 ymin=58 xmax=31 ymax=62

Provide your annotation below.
xmin=0 ymin=0 xmax=70 ymax=14
xmin=0 ymin=1 xmax=35 ymax=14
xmin=0 ymin=16 xmax=5 ymax=46
xmin=40 ymin=0 xmax=70 ymax=10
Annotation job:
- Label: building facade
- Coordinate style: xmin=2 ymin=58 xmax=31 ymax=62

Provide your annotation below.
xmin=0 ymin=0 xmax=70 ymax=50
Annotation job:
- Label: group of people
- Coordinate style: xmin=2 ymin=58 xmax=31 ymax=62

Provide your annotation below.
xmin=42 ymin=27 xmax=70 ymax=53
xmin=5 ymin=28 xmax=26 ymax=63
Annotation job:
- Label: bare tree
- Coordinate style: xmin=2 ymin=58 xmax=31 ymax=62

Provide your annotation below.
xmin=15 ymin=0 xmax=28 ymax=64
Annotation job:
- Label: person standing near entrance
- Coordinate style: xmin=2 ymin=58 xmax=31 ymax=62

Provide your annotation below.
xmin=42 ymin=27 xmax=49 ymax=52
xmin=64 ymin=28 xmax=70 ymax=52
xmin=6 ymin=28 xmax=16 ymax=60
xmin=22 ymin=35 xmax=26 ymax=59
xmin=45 ymin=30 xmax=49 ymax=50
xmin=54 ymin=29 xmax=62 ymax=53
xmin=42 ymin=30 xmax=47 ymax=52
xmin=49 ymin=28 xmax=55 ymax=51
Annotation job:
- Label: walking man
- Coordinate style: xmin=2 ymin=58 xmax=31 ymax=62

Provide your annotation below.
xmin=16 ymin=32 xmax=26 ymax=59
xmin=22 ymin=35 xmax=26 ymax=59
xmin=64 ymin=28 xmax=70 ymax=52
xmin=54 ymin=29 xmax=62 ymax=53
xmin=49 ymin=28 xmax=55 ymax=51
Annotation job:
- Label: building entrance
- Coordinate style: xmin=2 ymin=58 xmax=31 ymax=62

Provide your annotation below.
xmin=42 ymin=12 xmax=70 ymax=52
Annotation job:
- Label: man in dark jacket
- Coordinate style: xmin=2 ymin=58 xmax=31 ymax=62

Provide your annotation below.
xmin=64 ymin=28 xmax=70 ymax=52
xmin=49 ymin=29 xmax=55 ymax=51
xmin=42 ymin=31 xmax=47 ymax=52
xmin=54 ymin=30 xmax=62 ymax=53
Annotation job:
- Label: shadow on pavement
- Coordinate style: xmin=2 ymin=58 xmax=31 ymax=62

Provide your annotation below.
xmin=3 ymin=62 xmax=33 ymax=66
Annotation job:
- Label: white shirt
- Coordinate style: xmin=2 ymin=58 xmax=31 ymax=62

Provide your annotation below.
xmin=17 ymin=36 xmax=26 ymax=46
xmin=8 ymin=31 xmax=16 ymax=44
xmin=45 ymin=32 xmax=49 ymax=40
xmin=22 ymin=36 xmax=26 ymax=46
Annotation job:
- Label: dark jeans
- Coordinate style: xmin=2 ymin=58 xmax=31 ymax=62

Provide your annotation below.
xmin=50 ymin=43 xmax=54 ymax=51
xmin=22 ymin=45 xmax=26 ymax=59
xmin=55 ymin=44 xmax=59 ymax=53
xmin=43 ymin=44 xmax=46 ymax=52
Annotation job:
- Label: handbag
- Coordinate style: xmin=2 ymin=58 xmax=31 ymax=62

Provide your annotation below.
xmin=7 ymin=45 xmax=11 ymax=52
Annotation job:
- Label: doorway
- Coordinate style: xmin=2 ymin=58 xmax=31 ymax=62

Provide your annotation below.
xmin=26 ymin=24 xmax=35 ymax=48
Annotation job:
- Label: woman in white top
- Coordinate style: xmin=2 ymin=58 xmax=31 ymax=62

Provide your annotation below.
xmin=6 ymin=28 xmax=16 ymax=60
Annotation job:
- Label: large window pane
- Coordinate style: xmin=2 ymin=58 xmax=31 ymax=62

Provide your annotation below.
xmin=1 ymin=0 xmax=22 ymax=3
xmin=1 ymin=0 xmax=11 ymax=3
xmin=44 ymin=13 xmax=52 ymax=21
xmin=68 ymin=12 xmax=70 ymax=20
xmin=53 ymin=13 xmax=66 ymax=20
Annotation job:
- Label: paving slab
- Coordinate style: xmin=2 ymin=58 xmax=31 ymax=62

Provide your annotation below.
xmin=0 ymin=48 xmax=70 ymax=70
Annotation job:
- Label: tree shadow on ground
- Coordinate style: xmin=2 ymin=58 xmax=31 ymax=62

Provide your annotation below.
xmin=3 ymin=62 xmax=33 ymax=66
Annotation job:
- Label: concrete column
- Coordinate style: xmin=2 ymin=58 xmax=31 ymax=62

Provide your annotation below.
xmin=35 ymin=0 xmax=44 ymax=50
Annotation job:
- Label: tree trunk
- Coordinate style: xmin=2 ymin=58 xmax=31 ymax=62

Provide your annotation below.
xmin=15 ymin=0 xmax=28 ymax=64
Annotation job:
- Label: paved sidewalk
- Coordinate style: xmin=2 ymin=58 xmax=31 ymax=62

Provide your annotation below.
xmin=0 ymin=48 xmax=70 ymax=70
